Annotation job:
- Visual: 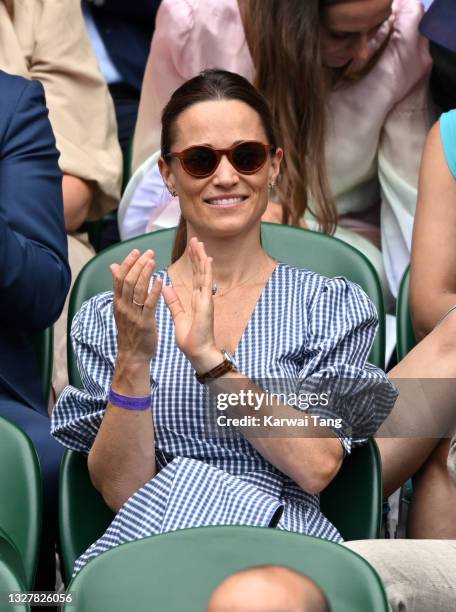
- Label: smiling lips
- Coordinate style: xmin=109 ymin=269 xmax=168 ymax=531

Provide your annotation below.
xmin=204 ymin=195 xmax=248 ymax=208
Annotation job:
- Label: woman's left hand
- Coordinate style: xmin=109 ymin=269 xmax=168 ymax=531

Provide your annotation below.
xmin=162 ymin=238 xmax=221 ymax=372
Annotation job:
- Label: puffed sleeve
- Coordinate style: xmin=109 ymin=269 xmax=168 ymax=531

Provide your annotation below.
xmin=51 ymin=292 xmax=118 ymax=454
xmin=297 ymin=277 xmax=398 ymax=452
xmin=30 ymin=0 xmax=122 ymax=220
xmin=132 ymin=0 xmax=253 ymax=169
xmin=378 ymin=0 xmax=433 ymax=296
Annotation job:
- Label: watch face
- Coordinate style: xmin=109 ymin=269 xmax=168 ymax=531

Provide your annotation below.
xmin=222 ymin=350 xmax=237 ymax=368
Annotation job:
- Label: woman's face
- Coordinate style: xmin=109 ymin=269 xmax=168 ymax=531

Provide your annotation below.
xmin=320 ymin=0 xmax=393 ymax=68
xmin=159 ymin=99 xmax=282 ymax=239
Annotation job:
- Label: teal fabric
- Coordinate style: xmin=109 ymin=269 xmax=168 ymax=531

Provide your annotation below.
xmin=440 ymin=109 xmax=456 ymax=178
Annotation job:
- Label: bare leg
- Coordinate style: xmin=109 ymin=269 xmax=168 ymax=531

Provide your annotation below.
xmin=376 ymin=311 xmax=456 ymax=537
xmin=407 ymin=439 xmax=456 ymax=538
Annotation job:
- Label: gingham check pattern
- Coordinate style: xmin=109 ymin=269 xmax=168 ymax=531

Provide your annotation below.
xmin=51 ymin=264 xmax=397 ymax=575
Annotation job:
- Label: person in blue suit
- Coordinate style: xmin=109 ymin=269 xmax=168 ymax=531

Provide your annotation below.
xmin=0 ymin=70 xmax=71 ymax=589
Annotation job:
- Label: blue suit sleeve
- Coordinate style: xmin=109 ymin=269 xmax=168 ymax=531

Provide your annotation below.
xmin=0 ymin=78 xmax=71 ymax=331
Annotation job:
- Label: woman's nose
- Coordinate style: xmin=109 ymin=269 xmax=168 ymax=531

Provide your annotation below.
xmin=213 ymin=154 xmax=239 ymax=185
xmin=353 ymin=34 xmax=370 ymax=62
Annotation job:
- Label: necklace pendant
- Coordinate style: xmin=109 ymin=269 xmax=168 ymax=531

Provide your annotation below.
xmin=212 ymin=283 xmax=218 ymax=295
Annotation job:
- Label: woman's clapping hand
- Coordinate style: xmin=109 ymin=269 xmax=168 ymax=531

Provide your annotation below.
xmin=162 ymin=238 xmax=220 ymax=371
xmin=110 ymin=249 xmax=162 ymax=364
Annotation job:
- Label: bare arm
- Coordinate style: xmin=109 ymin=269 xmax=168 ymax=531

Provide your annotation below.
xmin=162 ymin=239 xmax=343 ymax=495
xmin=62 ymin=175 xmax=94 ymax=232
xmin=203 ymin=366 xmax=344 ymax=494
xmin=88 ymin=249 xmax=162 ymax=511
xmin=410 ymin=121 xmax=456 ymax=338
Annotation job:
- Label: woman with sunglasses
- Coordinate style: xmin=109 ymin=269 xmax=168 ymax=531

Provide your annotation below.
xmin=126 ymin=0 xmax=431 ymax=303
xmin=51 ymin=70 xmax=398 ymax=573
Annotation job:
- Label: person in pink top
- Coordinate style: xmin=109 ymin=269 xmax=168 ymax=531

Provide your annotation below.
xmin=129 ymin=0 xmax=432 ymax=302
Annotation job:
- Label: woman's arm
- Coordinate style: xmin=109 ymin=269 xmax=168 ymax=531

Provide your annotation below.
xmin=410 ymin=120 xmax=456 ymax=339
xmin=62 ymin=175 xmax=95 ymax=232
xmin=87 ymin=249 xmax=162 ymax=511
xmin=208 ymin=370 xmax=344 ymax=494
xmin=163 ymin=239 xmax=353 ymax=494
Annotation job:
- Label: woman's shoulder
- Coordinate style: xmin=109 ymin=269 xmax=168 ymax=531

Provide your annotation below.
xmin=275 ymin=264 xmax=377 ymax=334
xmin=275 ymin=262 xmax=369 ymax=306
xmin=71 ymin=291 xmax=115 ymax=342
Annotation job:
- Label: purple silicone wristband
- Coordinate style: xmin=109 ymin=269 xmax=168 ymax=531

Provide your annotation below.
xmin=108 ymin=389 xmax=151 ymax=411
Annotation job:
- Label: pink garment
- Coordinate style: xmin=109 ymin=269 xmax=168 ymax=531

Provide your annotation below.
xmin=132 ymin=0 xmax=433 ymax=296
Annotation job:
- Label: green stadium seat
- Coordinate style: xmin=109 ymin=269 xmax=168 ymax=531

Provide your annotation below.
xmin=33 ymin=327 xmax=53 ymax=404
xmin=63 ymin=526 xmax=388 ymax=612
xmin=0 ymin=418 xmax=42 ymax=589
xmin=396 ymin=266 xmax=416 ymax=360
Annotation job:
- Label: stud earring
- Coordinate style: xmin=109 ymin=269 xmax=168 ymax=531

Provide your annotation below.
xmin=167 ymin=185 xmax=178 ymax=197
xmin=268 ymin=181 xmax=276 ymax=191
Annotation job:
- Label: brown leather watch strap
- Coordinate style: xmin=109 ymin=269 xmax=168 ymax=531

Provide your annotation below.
xmin=195 ymin=359 xmax=238 ymax=384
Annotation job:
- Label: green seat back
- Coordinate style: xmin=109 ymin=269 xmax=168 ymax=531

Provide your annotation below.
xmin=396 ymin=266 xmax=416 ymax=360
xmin=64 ymin=526 xmax=388 ymax=612
xmin=0 ymin=549 xmax=29 ymax=612
xmin=0 ymin=528 xmax=27 ymax=591
xmin=59 ymin=451 xmax=115 ymax=583
xmin=33 ymin=327 xmax=53 ymax=403
xmin=320 ymin=439 xmax=382 ymax=540
xmin=0 ymin=418 xmax=42 ymax=589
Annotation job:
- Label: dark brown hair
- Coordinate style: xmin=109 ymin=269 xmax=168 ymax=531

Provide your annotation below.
xmin=161 ymin=69 xmax=279 ymax=262
xmin=240 ymin=0 xmax=391 ymax=230
xmin=241 ymin=0 xmax=336 ymax=233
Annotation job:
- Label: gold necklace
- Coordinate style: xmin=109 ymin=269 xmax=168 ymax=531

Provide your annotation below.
xmin=172 ymin=260 xmax=272 ymax=298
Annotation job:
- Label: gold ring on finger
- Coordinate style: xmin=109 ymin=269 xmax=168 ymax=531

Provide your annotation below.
xmin=133 ymin=299 xmax=145 ymax=307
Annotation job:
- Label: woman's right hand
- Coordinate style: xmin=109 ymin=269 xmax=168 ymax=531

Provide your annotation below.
xmin=110 ymin=249 xmax=163 ymax=364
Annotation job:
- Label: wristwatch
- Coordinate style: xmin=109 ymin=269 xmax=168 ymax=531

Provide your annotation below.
xmin=195 ymin=350 xmax=238 ymax=384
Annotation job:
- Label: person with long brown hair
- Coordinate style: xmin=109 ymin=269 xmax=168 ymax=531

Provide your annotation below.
xmin=52 ymin=70 xmax=399 ymax=574
xmin=126 ymin=0 xmax=432 ymax=300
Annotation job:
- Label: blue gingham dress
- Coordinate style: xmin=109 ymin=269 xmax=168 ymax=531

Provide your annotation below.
xmin=52 ymin=264 xmax=397 ymax=575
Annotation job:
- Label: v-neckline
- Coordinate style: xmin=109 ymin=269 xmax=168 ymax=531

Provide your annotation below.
xmin=161 ymin=262 xmax=281 ymax=361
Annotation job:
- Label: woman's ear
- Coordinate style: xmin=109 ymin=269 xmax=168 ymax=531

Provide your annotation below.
xmin=159 ymin=157 xmax=177 ymax=195
xmin=270 ymin=147 xmax=283 ymax=184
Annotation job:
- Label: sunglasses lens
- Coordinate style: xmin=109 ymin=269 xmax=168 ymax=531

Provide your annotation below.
xmin=182 ymin=146 xmax=218 ymax=176
xmin=232 ymin=142 xmax=268 ymax=173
